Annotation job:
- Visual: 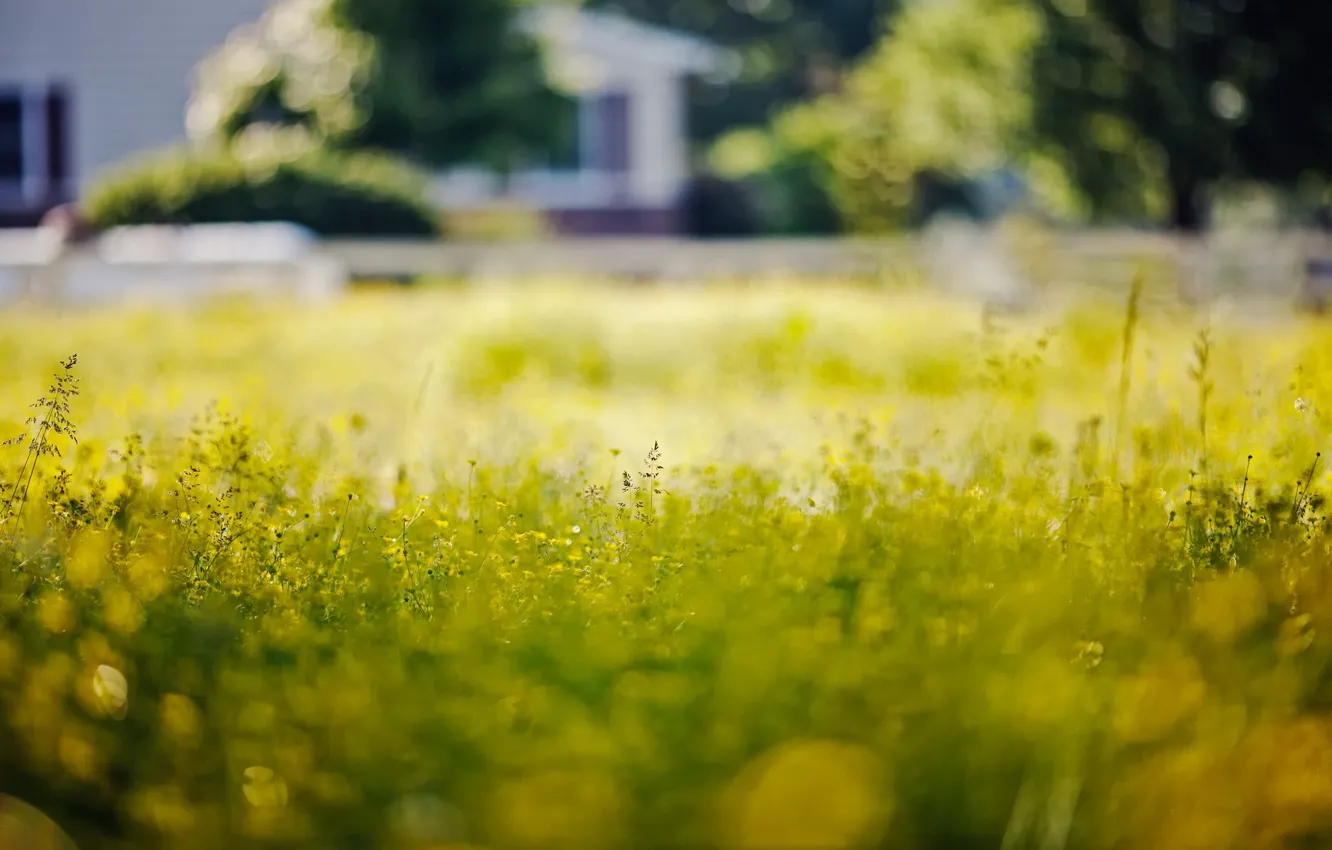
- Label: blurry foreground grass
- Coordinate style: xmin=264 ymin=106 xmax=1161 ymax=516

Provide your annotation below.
xmin=3 ymin=283 xmax=1332 ymax=849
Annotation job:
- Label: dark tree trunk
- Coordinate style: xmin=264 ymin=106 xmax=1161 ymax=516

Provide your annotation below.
xmin=1170 ymin=177 xmax=1206 ymax=233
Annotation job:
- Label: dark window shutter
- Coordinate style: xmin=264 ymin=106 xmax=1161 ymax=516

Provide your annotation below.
xmin=45 ymin=84 xmax=70 ymax=196
xmin=0 ymin=94 xmax=22 ymax=182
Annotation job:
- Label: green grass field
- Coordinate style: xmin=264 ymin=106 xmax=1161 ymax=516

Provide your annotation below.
xmin=3 ymin=282 xmax=1332 ymax=850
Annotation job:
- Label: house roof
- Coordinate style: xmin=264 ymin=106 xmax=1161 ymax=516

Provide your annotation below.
xmin=520 ymin=6 xmax=733 ymax=84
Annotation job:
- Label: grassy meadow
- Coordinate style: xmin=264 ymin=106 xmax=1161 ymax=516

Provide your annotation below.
xmin=3 ymin=281 xmax=1332 ymax=850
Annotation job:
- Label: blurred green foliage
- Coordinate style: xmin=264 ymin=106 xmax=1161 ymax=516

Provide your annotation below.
xmin=1030 ymin=0 xmax=1332 ymax=230
xmin=189 ymin=0 xmax=569 ymax=171
xmin=586 ymin=0 xmax=894 ymax=142
xmin=3 ymin=286 xmax=1332 ymax=848
xmin=83 ymin=142 xmax=440 ymax=237
xmin=708 ymin=130 xmax=843 ymax=235
xmin=716 ymin=0 xmax=1086 ymax=233
xmin=717 ymin=0 xmax=1332 ymax=233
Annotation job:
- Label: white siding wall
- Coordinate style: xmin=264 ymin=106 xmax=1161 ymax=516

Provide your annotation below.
xmin=0 ymin=0 xmax=272 ymax=194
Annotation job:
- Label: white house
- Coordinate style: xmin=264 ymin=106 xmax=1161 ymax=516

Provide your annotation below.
xmin=0 ymin=0 xmax=731 ymax=235
xmin=434 ymin=6 xmax=731 ymax=235
xmin=0 ymin=0 xmax=275 ymax=227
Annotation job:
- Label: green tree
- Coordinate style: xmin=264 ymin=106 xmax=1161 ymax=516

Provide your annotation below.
xmin=727 ymin=0 xmax=1081 ymax=233
xmin=1030 ymin=0 xmax=1332 ymax=230
xmin=586 ymin=0 xmax=895 ymax=141
xmin=189 ymin=0 xmax=570 ymax=170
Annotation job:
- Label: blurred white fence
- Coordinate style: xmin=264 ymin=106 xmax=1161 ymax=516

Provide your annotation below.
xmin=323 ymin=237 xmax=918 ymax=280
xmin=2 ymin=221 xmax=1330 ymax=307
xmin=326 ymin=224 xmax=1332 ymax=305
xmin=0 ymin=223 xmax=348 ymax=307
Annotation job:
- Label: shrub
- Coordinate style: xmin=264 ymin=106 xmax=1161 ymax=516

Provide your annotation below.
xmin=742 ymin=152 xmax=844 ymax=236
xmin=83 ymin=142 xmax=442 ymax=237
xmin=708 ymin=128 xmax=842 ymax=236
xmin=679 ymin=174 xmax=760 ymax=238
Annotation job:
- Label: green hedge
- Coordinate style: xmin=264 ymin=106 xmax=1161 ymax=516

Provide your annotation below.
xmin=84 ymin=145 xmax=442 ymax=237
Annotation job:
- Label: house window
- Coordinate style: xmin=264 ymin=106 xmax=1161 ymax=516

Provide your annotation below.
xmin=586 ymin=92 xmax=631 ymax=174
xmin=0 ymin=83 xmax=72 ymax=212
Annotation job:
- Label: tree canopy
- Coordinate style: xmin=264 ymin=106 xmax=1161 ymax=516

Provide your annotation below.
xmin=719 ymin=0 xmax=1081 ymax=233
xmin=1030 ymin=0 xmax=1332 ymax=229
xmin=189 ymin=0 xmax=570 ymax=170
xmin=717 ymin=0 xmax=1332 ymax=233
xmin=585 ymin=0 xmax=895 ymax=141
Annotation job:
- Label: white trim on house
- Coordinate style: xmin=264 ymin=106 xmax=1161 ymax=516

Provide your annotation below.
xmin=520 ymin=6 xmax=732 ymax=87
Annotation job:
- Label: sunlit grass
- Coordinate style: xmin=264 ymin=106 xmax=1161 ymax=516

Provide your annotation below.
xmin=2 ymin=282 xmax=1332 ymax=850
